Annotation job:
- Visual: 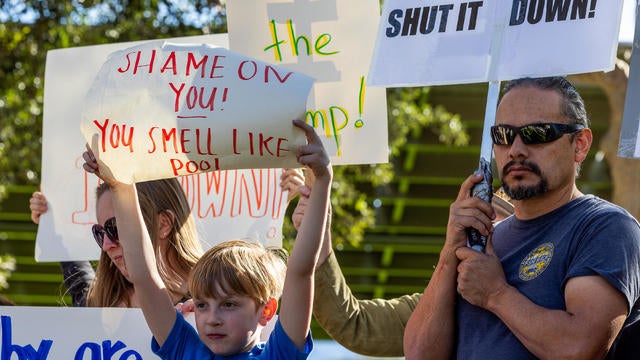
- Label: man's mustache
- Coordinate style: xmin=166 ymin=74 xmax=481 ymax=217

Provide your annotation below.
xmin=503 ymin=160 xmax=542 ymax=177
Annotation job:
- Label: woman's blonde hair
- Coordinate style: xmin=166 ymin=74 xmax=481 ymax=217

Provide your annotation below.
xmin=189 ymin=240 xmax=287 ymax=306
xmin=87 ymin=178 xmax=203 ymax=307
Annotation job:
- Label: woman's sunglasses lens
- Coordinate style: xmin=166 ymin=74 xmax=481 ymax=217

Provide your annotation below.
xmin=104 ymin=217 xmax=118 ymax=242
xmin=92 ymin=224 xmax=104 ymax=248
xmin=91 ymin=217 xmax=118 ymax=248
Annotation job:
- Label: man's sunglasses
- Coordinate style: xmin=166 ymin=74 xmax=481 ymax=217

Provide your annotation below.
xmin=92 ymin=217 xmax=118 ymax=248
xmin=491 ymin=123 xmax=585 ymax=146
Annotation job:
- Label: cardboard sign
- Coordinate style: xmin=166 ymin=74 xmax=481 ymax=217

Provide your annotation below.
xmin=368 ymin=0 xmax=624 ymax=87
xmin=80 ymin=41 xmax=313 ymax=183
xmin=226 ymin=0 xmax=389 ymax=165
xmin=39 ymin=35 xmax=295 ymax=261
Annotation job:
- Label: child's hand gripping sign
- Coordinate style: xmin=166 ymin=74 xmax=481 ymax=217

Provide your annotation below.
xmin=80 ymin=41 xmax=314 ymax=183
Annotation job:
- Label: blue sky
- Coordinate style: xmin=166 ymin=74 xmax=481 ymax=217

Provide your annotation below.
xmin=619 ymin=0 xmax=637 ymax=45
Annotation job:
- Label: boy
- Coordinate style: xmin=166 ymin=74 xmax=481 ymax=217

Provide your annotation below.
xmin=82 ymin=119 xmax=332 ymax=359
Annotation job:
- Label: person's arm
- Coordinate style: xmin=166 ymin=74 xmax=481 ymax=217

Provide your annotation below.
xmin=404 ymin=173 xmax=495 ymax=360
xmin=278 ymin=119 xmax=332 ymax=350
xmin=82 ymin=146 xmax=176 ymax=345
xmin=456 ymin=243 xmax=627 ymax=359
xmin=314 ymin=249 xmax=421 ymax=356
xmin=292 ymin=170 xmax=419 ymax=356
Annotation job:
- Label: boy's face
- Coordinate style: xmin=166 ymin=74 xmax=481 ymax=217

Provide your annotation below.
xmin=194 ymin=292 xmax=266 ymax=356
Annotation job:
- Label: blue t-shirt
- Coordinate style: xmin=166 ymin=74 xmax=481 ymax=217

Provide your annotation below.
xmin=152 ymin=312 xmax=313 ymax=359
xmin=456 ymin=195 xmax=640 ymax=359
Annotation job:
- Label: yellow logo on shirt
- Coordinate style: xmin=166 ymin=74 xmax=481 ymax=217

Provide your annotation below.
xmin=519 ymin=242 xmax=554 ymax=281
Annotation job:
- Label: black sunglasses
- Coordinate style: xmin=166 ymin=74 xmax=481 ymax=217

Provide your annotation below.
xmin=491 ymin=123 xmax=585 ymax=146
xmin=92 ymin=217 xmax=118 ymax=248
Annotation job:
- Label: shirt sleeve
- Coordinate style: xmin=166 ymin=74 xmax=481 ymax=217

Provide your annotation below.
xmin=313 ymin=251 xmax=421 ymax=357
xmin=151 ymin=311 xmax=211 ymax=359
xmin=264 ymin=318 xmax=313 ymax=359
xmin=566 ymin=210 xmax=640 ymax=312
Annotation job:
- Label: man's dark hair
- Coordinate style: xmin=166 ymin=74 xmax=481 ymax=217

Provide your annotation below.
xmin=502 ymin=77 xmax=589 ymax=128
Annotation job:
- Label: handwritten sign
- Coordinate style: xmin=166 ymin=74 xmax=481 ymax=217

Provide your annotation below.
xmin=39 ymin=35 xmax=295 ymax=262
xmin=226 ymin=0 xmax=388 ymax=165
xmin=80 ymin=41 xmax=313 ymax=183
xmin=0 ymin=306 xmax=158 ymax=359
xmin=0 ymin=306 xmax=276 ymax=359
xmin=368 ymin=0 xmax=624 ymax=86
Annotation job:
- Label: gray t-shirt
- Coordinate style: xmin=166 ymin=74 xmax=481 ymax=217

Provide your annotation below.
xmin=456 ymin=195 xmax=640 ymax=359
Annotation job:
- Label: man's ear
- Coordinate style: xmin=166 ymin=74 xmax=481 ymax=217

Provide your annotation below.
xmin=259 ymin=298 xmax=278 ymax=326
xmin=158 ymin=210 xmax=175 ymax=240
xmin=574 ymin=127 xmax=593 ymax=163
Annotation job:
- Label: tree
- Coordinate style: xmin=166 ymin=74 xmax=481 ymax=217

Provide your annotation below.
xmin=0 ymin=1 xmax=225 ymax=193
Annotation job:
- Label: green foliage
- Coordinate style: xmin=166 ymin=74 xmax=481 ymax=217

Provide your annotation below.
xmin=282 ymin=86 xmax=468 ymax=249
xmin=0 ymin=255 xmax=16 ymax=290
xmin=387 ymin=86 xmax=469 ymax=152
xmin=0 ymin=1 xmax=226 ymax=195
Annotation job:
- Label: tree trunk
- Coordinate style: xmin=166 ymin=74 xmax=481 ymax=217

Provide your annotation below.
xmin=570 ymin=59 xmax=640 ymax=219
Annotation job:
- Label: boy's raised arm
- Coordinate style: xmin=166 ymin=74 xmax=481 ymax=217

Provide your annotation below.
xmin=278 ymin=120 xmax=332 ymax=350
xmin=82 ymin=146 xmax=177 ymax=345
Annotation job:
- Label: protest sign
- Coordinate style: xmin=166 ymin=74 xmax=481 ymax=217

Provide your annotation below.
xmin=226 ymin=0 xmax=388 ymax=165
xmin=0 ymin=306 xmax=275 ymax=359
xmin=0 ymin=306 xmax=158 ymax=359
xmin=80 ymin=41 xmax=314 ymax=183
xmin=39 ymin=35 xmax=295 ymax=262
xmin=369 ymin=0 xmax=624 ymax=87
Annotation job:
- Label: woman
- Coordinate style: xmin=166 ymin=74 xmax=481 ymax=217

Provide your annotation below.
xmin=30 ymin=178 xmax=203 ymax=307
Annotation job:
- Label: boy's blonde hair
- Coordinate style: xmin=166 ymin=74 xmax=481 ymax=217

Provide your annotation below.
xmin=189 ymin=240 xmax=287 ymax=306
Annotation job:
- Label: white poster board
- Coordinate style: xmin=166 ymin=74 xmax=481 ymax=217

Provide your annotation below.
xmin=0 ymin=306 xmax=277 ymax=358
xmin=226 ymin=0 xmax=388 ymax=165
xmin=39 ymin=35 xmax=296 ymax=262
xmin=80 ymin=41 xmax=313 ymax=183
xmin=369 ymin=0 xmax=625 ymax=87
xmin=0 ymin=306 xmax=160 ymax=359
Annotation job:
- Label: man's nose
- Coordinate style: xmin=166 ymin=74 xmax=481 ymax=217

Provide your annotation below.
xmin=507 ymin=134 xmax=529 ymax=159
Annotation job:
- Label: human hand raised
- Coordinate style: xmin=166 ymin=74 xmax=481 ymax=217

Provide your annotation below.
xmin=292 ymin=119 xmax=332 ymax=182
xmin=281 ymin=168 xmax=308 ymax=203
xmin=175 ymin=298 xmax=194 ymax=315
xmin=444 ymin=173 xmax=496 ymax=257
xmin=29 ymin=191 xmax=48 ymax=225
xmin=81 ymin=144 xmax=119 ymax=187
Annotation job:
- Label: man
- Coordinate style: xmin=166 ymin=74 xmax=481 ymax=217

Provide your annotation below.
xmin=404 ymin=77 xmax=640 ymax=359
